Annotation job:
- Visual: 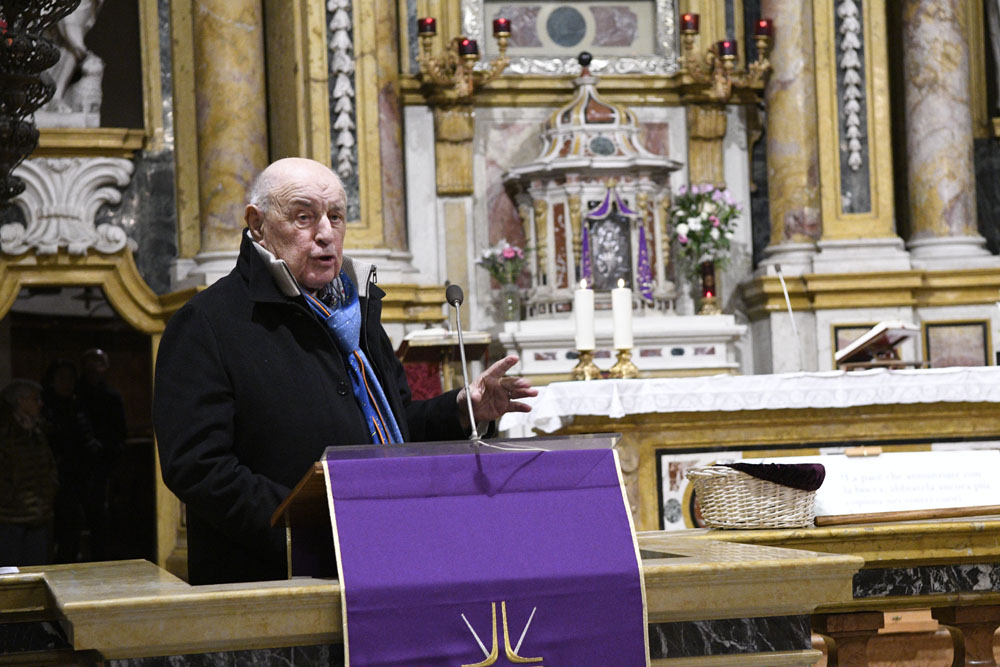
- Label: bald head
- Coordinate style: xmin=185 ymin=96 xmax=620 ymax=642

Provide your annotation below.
xmin=245 ymin=158 xmax=348 ymax=293
xmin=248 ymin=158 xmax=344 ymax=217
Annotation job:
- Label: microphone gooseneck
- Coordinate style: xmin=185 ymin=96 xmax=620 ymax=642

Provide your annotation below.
xmin=447 ymin=284 xmax=480 ymax=443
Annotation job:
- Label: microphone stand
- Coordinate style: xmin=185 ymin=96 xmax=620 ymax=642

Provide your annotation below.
xmin=446 ymin=284 xmax=480 ymax=444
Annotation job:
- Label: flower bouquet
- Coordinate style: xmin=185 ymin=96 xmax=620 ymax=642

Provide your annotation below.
xmin=476 ymin=240 xmax=527 ymax=285
xmin=477 ymin=241 xmax=528 ymax=321
xmin=669 ymin=184 xmax=741 ymax=280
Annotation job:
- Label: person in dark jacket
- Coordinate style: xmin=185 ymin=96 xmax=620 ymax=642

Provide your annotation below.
xmin=0 ymin=379 xmax=59 ymax=566
xmin=153 ymin=157 xmax=534 ymax=585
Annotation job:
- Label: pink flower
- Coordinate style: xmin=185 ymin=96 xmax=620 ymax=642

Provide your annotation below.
xmin=678 ymin=235 xmax=689 ymax=245
xmin=502 ymin=247 xmax=516 ymax=259
xmin=710 ymin=216 xmax=720 ymax=227
xmin=514 ymin=247 xmax=524 ymax=259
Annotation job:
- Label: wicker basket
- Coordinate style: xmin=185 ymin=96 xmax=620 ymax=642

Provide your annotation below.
xmin=685 ymin=466 xmax=817 ymax=529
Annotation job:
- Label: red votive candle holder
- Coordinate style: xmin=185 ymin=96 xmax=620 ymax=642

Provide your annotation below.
xmin=681 ymin=13 xmax=699 ymax=33
xmin=493 ymin=17 xmax=511 ymax=36
xmin=458 ymin=38 xmax=478 ymax=56
xmin=755 ymin=19 xmax=773 ymax=37
xmin=718 ymin=39 xmax=737 ymax=57
xmin=417 ymin=17 xmax=436 ymax=34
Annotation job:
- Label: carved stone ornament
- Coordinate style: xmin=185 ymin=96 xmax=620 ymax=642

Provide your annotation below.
xmin=2 ymin=157 xmax=134 ymax=255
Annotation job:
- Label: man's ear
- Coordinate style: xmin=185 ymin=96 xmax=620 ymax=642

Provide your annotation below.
xmin=245 ymin=205 xmax=264 ymax=241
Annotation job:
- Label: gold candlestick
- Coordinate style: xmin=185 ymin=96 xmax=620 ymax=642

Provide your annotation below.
xmin=570 ymin=350 xmax=602 ymax=381
xmin=608 ymin=349 xmax=639 ymax=379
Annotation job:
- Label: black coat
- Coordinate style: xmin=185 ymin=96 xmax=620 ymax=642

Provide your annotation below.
xmin=154 ymin=233 xmax=465 ymax=584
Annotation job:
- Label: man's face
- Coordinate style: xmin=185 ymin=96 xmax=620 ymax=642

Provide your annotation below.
xmin=247 ymin=160 xmax=347 ymax=293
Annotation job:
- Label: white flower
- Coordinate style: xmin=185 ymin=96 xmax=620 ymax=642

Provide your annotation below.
xmin=725 ymin=231 xmax=735 ymax=239
xmin=710 ymin=228 xmax=720 ymax=240
xmin=676 ymin=223 xmax=689 ymax=237
xmin=688 ymin=218 xmax=702 ymax=232
xmin=705 ymin=202 xmax=717 ymax=215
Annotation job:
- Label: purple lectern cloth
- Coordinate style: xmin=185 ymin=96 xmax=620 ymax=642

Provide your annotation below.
xmin=323 ymin=448 xmax=647 ymax=666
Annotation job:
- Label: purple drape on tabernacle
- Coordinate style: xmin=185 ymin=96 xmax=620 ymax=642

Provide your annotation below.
xmin=588 ymin=188 xmax=638 ymax=220
xmin=580 ymin=225 xmax=592 ymax=285
xmin=637 ymin=225 xmax=653 ymax=301
xmin=324 ymin=449 xmax=647 ymax=666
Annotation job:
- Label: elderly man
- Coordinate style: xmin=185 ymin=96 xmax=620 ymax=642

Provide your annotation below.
xmin=154 ymin=158 xmax=534 ymax=585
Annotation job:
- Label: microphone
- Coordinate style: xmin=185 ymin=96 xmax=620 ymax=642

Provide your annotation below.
xmin=446 ymin=283 xmax=463 ymax=307
xmin=445 ymin=284 xmax=480 ymax=442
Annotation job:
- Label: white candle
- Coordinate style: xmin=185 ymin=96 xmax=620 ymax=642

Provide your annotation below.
xmin=611 ymin=278 xmax=633 ymax=349
xmin=574 ymin=280 xmax=595 ymax=350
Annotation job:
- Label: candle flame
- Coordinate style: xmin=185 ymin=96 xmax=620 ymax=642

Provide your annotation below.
xmin=580 ymin=279 xmax=587 ymax=289
xmin=617 ymin=278 xmax=625 ymax=288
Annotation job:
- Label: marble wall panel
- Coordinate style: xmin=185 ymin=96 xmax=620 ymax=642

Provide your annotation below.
xmin=500 ymin=4 xmax=543 ymax=47
xmin=485 ymin=1 xmax=655 ymax=56
xmin=639 ymin=122 xmax=670 ymax=158
xmin=974 ymin=137 xmax=1000 ymax=254
xmin=379 ymin=83 xmax=406 ymax=250
xmin=590 ymin=6 xmax=639 ymax=47
xmin=648 ymin=614 xmax=811 ymax=658
xmin=553 ymin=201 xmax=568 ymax=287
xmin=481 ymin=113 xmax=548 ymax=248
xmin=854 ymin=563 xmax=1000 ymax=598
xmin=109 ymin=644 xmax=345 ymax=666
xmin=0 ymin=621 xmax=71 ymax=653
xmin=96 ymin=151 xmax=178 ymax=294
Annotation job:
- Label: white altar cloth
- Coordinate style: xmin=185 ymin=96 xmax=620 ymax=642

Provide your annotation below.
xmin=499 ymin=366 xmax=1000 ymax=434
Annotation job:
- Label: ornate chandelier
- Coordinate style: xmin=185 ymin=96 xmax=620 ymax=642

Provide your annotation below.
xmin=0 ymin=0 xmax=81 ymax=206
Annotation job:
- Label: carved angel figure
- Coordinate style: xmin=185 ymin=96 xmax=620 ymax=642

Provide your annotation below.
xmin=41 ymin=0 xmax=105 ymax=115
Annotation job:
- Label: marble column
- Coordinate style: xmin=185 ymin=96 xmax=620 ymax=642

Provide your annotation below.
xmin=903 ymin=0 xmax=996 ymax=269
xmin=187 ymin=0 xmax=268 ymax=285
xmin=758 ymin=0 xmax=821 ymax=276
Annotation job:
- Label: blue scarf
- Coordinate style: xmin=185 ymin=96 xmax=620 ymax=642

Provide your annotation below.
xmin=302 ymin=272 xmax=403 ymax=445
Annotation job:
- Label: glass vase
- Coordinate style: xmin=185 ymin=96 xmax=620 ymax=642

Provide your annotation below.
xmin=499 ymin=283 xmax=522 ymax=321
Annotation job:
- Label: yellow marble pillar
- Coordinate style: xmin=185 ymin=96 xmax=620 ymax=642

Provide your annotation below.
xmin=761 ymin=0 xmax=821 ymax=248
xmin=687 ymin=104 xmax=727 ymax=187
xmin=902 ymin=0 xmax=976 ymax=242
xmin=192 ymin=0 xmax=268 ymax=255
xmin=433 ymin=105 xmax=476 ymax=196
xmin=681 ymin=1 xmax=731 ymax=191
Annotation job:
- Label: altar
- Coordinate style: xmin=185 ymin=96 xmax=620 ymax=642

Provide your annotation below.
xmin=499 ymin=367 xmax=1000 ymax=532
xmin=497 ymin=314 xmax=746 ymax=385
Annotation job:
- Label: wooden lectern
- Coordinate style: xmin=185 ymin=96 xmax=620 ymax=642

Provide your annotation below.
xmin=271 ymin=434 xmax=621 ymax=579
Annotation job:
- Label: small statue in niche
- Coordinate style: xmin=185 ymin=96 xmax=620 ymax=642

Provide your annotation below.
xmin=36 ymin=0 xmax=105 ymax=127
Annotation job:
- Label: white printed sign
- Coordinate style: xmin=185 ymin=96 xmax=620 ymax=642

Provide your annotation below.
xmin=762 ymin=450 xmax=1000 ymax=517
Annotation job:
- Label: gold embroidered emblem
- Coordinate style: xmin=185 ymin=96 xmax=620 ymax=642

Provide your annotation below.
xmin=461 ymin=601 xmax=543 ymax=666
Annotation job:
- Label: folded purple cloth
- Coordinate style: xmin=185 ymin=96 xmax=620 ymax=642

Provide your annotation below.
xmin=723 ymin=462 xmax=826 ymax=492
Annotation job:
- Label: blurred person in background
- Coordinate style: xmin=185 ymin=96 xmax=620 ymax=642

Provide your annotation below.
xmin=0 ymin=379 xmax=59 ymax=566
xmin=43 ymin=359 xmax=102 ymax=562
xmin=75 ymin=348 xmax=126 ymax=560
